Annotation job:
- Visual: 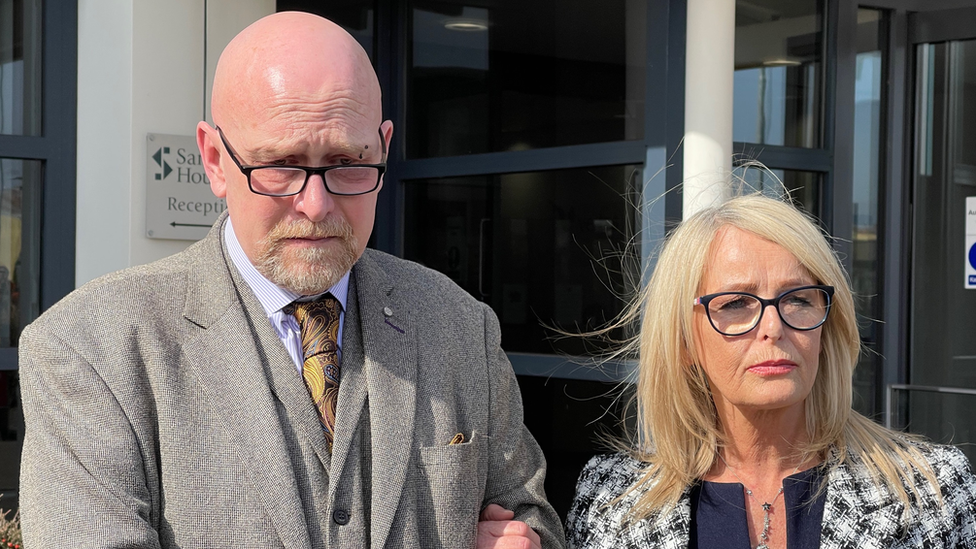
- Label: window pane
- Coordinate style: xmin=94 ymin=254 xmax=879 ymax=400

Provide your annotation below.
xmin=276 ymin=0 xmax=375 ymax=61
xmin=731 ymin=166 xmax=822 ymax=219
xmin=852 ymin=9 xmax=882 ymax=332
xmin=406 ymin=0 xmax=646 ymax=158
xmin=0 ymin=0 xmax=42 ymax=136
xmin=0 ymin=158 xmax=40 ymax=348
xmin=890 ymin=388 xmax=976 ymax=464
xmin=0 ymin=370 xmax=21 ymax=508
xmin=911 ymin=40 xmax=976 ymax=390
xmin=519 ymin=376 xmax=633 ymax=521
xmin=734 ymin=0 xmax=822 ymax=148
xmin=0 ymin=156 xmax=32 ymax=508
xmin=851 ymin=9 xmax=884 ymax=417
xmin=404 ymin=165 xmax=641 ymax=355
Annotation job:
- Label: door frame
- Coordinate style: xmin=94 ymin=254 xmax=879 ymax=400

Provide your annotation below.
xmin=882 ymin=4 xmax=976 ymax=426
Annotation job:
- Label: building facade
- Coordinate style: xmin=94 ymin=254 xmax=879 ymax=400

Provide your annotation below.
xmin=0 ymin=0 xmax=974 ymax=518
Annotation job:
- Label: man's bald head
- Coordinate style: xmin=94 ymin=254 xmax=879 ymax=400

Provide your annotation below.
xmin=199 ymin=11 xmax=391 ymax=296
xmin=211 ymin=12 xmax=382 ymax=133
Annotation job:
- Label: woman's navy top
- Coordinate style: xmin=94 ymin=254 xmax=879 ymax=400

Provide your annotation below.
xmin=689 ymin=466 xmax=826 ymax=549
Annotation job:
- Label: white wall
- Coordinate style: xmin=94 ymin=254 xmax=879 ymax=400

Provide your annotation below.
xmin=76 ymin=0 xmax=274 ymax=287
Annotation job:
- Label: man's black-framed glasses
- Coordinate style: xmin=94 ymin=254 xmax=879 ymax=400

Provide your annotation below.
xmin=216 ymin=126 xmax=387 ymax=197
xmin=694 ymin=285 xmax=834 ymax=337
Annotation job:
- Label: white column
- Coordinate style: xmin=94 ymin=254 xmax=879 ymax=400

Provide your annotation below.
xmin=682 ymin=0 xmax=735 ymax=218
xmin=76 ymin=0 xmax=273 ymax=286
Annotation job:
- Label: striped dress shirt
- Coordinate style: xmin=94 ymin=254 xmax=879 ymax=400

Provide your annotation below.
xmin=224 ymin=219 xmax=349 ymax=370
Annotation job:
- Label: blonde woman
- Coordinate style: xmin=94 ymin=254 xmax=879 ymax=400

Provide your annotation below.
xmin=566 ymin=195 xmax=976 ymax=548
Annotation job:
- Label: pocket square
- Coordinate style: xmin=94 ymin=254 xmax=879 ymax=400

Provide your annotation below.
xmin=449 ymin=433 xmax=465 ymax=445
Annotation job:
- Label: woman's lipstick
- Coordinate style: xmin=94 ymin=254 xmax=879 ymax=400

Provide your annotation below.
xmin=748 ymin=359 xmax=797 ymax=376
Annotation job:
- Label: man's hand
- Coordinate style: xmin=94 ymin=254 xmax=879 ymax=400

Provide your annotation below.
xmin=476 ymin=504 xmax=542 ymax=549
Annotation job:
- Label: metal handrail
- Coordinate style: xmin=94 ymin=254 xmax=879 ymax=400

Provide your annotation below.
xmin=885 ymin=384 xmax=976 ymax=429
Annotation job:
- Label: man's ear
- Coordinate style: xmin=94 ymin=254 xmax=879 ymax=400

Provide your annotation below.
xmin=376 ymin=120 xmax=394 ymax=192
xmin=197 ymin=121 xmax=227 ymax=198
xmin=380 ymin=119 xmax=394 ymax=157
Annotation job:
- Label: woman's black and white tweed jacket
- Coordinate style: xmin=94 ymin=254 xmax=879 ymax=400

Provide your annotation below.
xmin=567 ymin=445 xmax=976 ymax=548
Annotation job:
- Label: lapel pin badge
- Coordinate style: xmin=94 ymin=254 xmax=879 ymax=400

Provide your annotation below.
xmin=383 ymin=307 xmax=405 ymax=334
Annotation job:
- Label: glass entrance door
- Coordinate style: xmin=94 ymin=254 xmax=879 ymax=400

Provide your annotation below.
xmin=904 ymin=11 xmax=976 ymax=459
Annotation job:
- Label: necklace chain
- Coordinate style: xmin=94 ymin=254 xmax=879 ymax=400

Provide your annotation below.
xmin=716 ymin=452 xmax=802 ymax=549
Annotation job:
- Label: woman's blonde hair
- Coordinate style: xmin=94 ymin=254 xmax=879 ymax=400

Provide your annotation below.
xmin=621 ymin=193 xmax=937 ymax=521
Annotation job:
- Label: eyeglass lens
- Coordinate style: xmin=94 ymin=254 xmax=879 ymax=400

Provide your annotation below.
xmin=249 ymin=166 xmax=381 ymax=196
xmin=706 ymin=287 xmax=830 ymax=335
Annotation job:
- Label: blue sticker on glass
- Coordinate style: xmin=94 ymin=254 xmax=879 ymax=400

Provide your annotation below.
xmin=971 ymin=242 xmax=976 ymax=270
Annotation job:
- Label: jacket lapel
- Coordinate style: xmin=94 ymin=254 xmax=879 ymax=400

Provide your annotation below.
xmin=254 ymin=287 xmax=334 ymax=470
xmin=212 ymin=223 xmax=332 ymax=469
xmin=647 ymin=491 xmax=692 ymax=549
xmin=351 ymin=251 xmax=419 ymax=549
xmin=328 ymin=272 xmax=369 ymax=491
xmin=629 ymin=455 xmax=905 ymax=549
xmin=179 ymin=217 xmax=316 ymax=549
xmin=819 ymin=456 xmax=905 ymax=548
xmin=610 ymin=486 xmax=691 ymax=549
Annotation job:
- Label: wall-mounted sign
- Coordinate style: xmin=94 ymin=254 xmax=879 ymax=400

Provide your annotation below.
xmin=967 ymin=196 xmax=976 ymax=289
xmin=146 ymin=133 xmax=226 ymax=241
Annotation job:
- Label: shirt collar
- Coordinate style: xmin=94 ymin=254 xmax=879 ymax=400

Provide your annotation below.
xmin=224 ymin=218 xmax=350 ymax=316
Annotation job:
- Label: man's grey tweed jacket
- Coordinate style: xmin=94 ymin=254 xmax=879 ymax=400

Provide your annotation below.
xmin=19 ymin=212 xmax=565 ymax=548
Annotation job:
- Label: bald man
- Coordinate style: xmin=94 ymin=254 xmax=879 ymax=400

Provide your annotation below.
xmin=18 ymin=12 xmax=563 ymax=549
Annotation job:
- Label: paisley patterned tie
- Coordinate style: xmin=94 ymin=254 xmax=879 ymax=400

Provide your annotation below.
xmin=288 ymin=295 xmax=342 ymax=448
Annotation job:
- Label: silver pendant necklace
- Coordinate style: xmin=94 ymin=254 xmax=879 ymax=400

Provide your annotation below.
xmin=716 ymin=452 xmax=801 ymax=549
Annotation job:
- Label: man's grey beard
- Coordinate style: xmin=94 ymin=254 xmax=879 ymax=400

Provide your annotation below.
xmin=254 ymin=216 xmax=360 ymax=296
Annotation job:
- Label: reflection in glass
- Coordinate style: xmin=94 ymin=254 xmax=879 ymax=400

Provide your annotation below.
xmin=407 ymin=0 xmax=646 ymax=158
xmin=908 ymin=39 xmax=976 ymax=460
xmin=0 ymin=370 xmax=21 ymax=505
xmin=404 ymin=165 xmax=641 ymax=355
xmin=0 ymin=159 xmax=39 ymax=348
xmin=911 ymin=40 xmax=976 ymax=390
xmin=733 ymin=0 xmax=822 ymax=148
xmin=275 ymin=0 xmax=375 ymax=60
xmin=0 ymin=0 xmax=42 ymax=136
xmin=0 ymin=157 xmax=29 ymax=500
xmin=852 ymin=9 xmax=882 ymax=328
xmin=518 ymin=375 xmax=634 ymax=520
xmin=890 ymin=388 xmax=976 ymax=464
xmin=730 ymin=165 xmax=821 ymax=219
xmin=852 ymin=9 xmax=883 ymax=417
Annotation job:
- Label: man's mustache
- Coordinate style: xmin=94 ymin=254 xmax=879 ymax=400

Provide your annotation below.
xmin=265 ymin=217 xmax=354 ymax=241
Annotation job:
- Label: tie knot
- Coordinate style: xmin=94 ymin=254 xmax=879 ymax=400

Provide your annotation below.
xmin=288 ymin=294 xmax=341 ymax=324
xmin=287 ymin=295 xmax=341 ymax=358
